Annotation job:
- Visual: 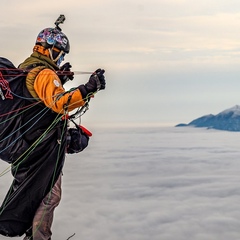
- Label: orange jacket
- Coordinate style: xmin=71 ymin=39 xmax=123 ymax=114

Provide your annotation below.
xmin=34 ymin=68 xmax=85 ymax=114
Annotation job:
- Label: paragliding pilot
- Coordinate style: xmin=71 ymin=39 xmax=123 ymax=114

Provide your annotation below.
xmin=0 ymin=14 xmax=106 ymax=240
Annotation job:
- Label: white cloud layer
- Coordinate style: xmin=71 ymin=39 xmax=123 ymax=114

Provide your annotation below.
xmin=1 ymin=126 xmax=240 ymax=239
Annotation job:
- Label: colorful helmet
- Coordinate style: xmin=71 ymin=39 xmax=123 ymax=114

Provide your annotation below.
xmin=36 ymin=27 xmax=70 ymax=53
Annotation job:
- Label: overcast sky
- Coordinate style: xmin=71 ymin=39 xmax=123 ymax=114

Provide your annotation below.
xmin=2 ymin=0 xmax=240 ymax=127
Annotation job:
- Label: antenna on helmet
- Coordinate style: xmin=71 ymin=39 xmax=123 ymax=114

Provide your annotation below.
xmin=54 ymin=14 xmax=65 ymax=31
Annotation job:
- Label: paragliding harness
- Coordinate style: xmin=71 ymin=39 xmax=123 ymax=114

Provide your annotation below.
xmin=0 ymin=56 xmax=91 ymax=163
xmin=0 ymin=57 xmax=38 ymax=163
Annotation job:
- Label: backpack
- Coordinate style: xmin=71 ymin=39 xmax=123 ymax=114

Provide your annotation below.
xmin=0 ymin=57 xmax=32 ymax=163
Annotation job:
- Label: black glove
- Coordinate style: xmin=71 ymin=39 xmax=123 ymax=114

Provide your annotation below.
xmin=95 ymin=69 xmax=106 ymax=90
xmin=78 ymin=69 xmax=106 ymax=99
xmin=57 ymin=62 xmax=74 ymax=85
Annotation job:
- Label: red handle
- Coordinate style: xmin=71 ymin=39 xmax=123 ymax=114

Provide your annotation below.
xmin=80 ymin=125 xmax=92 ymax=137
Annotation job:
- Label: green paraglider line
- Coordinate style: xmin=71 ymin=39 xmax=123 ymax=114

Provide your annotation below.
xmin=31 ymin=113 xmax=68 ymax=239
xmin=0 ymin=112 xmax=64 ymax=211
xmin=0 ymin=88 xmax=93 ymax=157
xmin=0 ymin=85 xmax=96 ymax=238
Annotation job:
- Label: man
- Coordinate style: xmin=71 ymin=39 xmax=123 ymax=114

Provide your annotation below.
xmin=0 ymin=17 xmax=105 ymax=240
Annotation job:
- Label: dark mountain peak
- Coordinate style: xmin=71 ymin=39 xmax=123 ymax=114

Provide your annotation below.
xmin=176 ymin=105 xmax=240 ymax=131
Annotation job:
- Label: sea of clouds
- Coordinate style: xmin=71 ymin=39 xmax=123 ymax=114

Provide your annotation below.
xmin=1 ymin=126 xmax=240 ymax=240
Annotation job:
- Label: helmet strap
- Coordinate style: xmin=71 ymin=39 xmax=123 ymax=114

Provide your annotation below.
xmin=48 ymin=48 xmax=64 ymax=66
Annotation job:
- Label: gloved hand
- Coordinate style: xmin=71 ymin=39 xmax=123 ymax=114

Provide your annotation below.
xmin=85 ymin=69 xmax=106 ymax=92
xmin=95 ymin=69 xmax=106 ymax=90
xmin=78 ymin=69 xmax=106 ymax=99
xmin=57 ymin=62 xmax=74 ymax=85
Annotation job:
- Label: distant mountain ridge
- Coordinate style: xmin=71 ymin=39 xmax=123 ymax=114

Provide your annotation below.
xmin=176 ymin=105 xmax=240 ymax=131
